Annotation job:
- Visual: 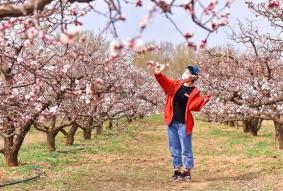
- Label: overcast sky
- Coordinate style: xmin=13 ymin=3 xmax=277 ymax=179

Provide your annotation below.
xmin=80 ymin=0 xmax=271 ymax=48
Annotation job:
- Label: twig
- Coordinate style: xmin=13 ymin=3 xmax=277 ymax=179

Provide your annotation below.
xmin=0 ymin=168 xmax=46 ymax=187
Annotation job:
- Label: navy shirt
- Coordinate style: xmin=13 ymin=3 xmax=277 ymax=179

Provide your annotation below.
xmin=172 ymin=85 xmax=194 ymax=123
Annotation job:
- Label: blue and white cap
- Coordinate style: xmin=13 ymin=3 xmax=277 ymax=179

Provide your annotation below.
xmin=186 ymin=65 xmax=200 ymax=76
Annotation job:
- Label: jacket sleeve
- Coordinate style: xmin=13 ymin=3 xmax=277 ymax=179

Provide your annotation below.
xmin=154 ymin=73 xmax=175 ymax=95
xmin=189 ymin=94 xmax=211 ymax=112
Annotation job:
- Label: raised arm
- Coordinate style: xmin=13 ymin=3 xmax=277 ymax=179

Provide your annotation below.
xmin=154 ymin=72 xmax=175 ymax=95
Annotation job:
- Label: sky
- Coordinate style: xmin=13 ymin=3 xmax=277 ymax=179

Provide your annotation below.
xmin=80 ymin=0 xmax=272 ymax=48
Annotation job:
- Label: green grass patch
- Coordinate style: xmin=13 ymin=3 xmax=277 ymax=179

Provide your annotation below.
xmin=1 ymin=115 xmax=283 ymax=191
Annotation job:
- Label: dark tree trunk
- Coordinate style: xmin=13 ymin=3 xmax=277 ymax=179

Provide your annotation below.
xmin=4 ymin=128 xmax=19 ymax=167
xmin=83 ymin=117 xmax=94 ymax=140
xmin=243 ymin=118 xmax=263 ymax=136
xmin=66 ymin=124 xmax=79 ymax=146
xmin=108 ymin=120 xmax=113 ymax=130
xmin=46 ymin=131 xmax=58 ymax=152
xmin=228 ymin=121 xmax=235 ymax=127
xmin=3 ymin=122 xmax=32 ymax=167
xmin=4 ymin=150 xmax=19 ymax=167
xmin=127 ymin=117 xmax=133 ymax=123
xmin=83 ymin=128 xmax=92 ymax=140
xmin=242 ymin=120 xmax=249 ymax=133
xmin=273 ymin=121 xmax=283 ymax=150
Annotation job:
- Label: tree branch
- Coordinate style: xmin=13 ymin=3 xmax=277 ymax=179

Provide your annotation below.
xmin=0 ymin=0 xmax=53 ymax=18
xmin=59 ymin=128 xmax=68 ymax=136
xmin=0 ymin=0 xmax=96 ymax=19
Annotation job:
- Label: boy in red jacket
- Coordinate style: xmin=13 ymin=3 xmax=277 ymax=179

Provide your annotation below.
xmin=148 ymin=63 xmax=211 ymax=181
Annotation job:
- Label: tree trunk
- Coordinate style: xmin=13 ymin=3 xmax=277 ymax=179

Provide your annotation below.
xmin=228 ymin=121 xmax=235 ymax=127
xmin=3 ymin=121 xmax=32 ymax=167
xmin=242 ymin=120 xmax=249 ymax=133
xmin=96 ymin=123 xmax=102 ymax=135
xmin=4 ymin=128 xmax=19 ymax=167
xmin=83 ymin=116 xmax=94 ymax=140
xmin=4 ymin=150 xmax=19 ymax=167
xmin=127 ymin=117 xmax=133 ymax=123
xmin=234 ymin=121 xmax=241 ymax=128
xmin=273 ymin=121 xmax=283 ymax=150
xmin=83 ymin=128 xmax=92 ymax=140
xmin=66 ymin=124 xmax=79 ymax=146
xmin=243 ymin=118 xmax=262 ymax=136
xmin=47 ymin=131 xmax=57 ymax=152
xmin=108 ymin=120 xmax=113 ymax=130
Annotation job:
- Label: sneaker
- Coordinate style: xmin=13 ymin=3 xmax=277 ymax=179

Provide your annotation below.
xmin=172 ymin=169 xmax=182 ymax=182
xmin=181 ymin=170 xmax=192 ymax=181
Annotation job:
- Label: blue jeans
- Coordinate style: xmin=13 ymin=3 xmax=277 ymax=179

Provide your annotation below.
xmin=167 ymin=121 xmax=194 ymax=169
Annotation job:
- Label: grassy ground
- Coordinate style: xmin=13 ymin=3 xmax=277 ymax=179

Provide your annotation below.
xmin=0 ymin=114 xmax=282 ymax=191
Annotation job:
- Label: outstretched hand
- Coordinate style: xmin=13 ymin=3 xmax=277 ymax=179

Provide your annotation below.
xmin=147 ymin=61 xmax=169 ymax=75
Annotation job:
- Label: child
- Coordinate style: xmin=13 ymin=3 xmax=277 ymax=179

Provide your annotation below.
xmin=148 ymin=63 xmax=211 ymax=181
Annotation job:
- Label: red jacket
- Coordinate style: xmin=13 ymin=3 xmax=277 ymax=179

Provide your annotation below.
xmin=155 ymin=73 xmax=210 ymax=134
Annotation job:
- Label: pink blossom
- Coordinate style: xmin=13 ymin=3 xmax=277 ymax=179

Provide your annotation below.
xmin=85 ymin=99 xmax=91 ymax=104
xmin=37 ymin=115 xmax=45 ymax=123
xmin=110 ymin=40 xmax=123 ymax=57
xmin=43 ymin=65 xmax=57 ymax=71
xmin=24 ymin=40 xmax=33 ymax=47
xmin=187 ymin=41 xmax=197 ymax=50
xmin=59 ymin=33 xmax=70 ymax=44
xmin=86 ymin=84 xmax=93 ymax=95
xmin=119 ymin=15 xmax=126 ymax=21
xmin=70 ymin=9 xmax=78 ymax=16
xmin=266 ymin=0 xmax=280 ymax=9
xmin=24 ymin=19 xmax=34 ymax=28
xmin=135 ymin=0 xmax=142 ymax=7
xmin=17 ymin=58 xmax=24 ymax=63
xmin=48 ymin=105 xmax=58 ymax=115
xmin=204 ymin=1 xmax=218 ymax=15
xmin=199 ymin=40 xmax=207 ymax=49
xmin=62 ymin=64 xmax=71 ymax=73
xmin=26 ymin=27 xmax=38 ymax=38
xmin=218 ymin=16 xmax=228 ymax=26
xmin=184 ymin=32 xmax=194 ymax=39
xmin=124 ymin=38 xmax=136 ymax=49
xmin=184 ymin=3 xmax=193 ymax=14
xmin=95 ymin=78 xmax=104 ymax=84
xmin=76 ymin=90 xmax=82 ymax=95
xmin=79 ymin=35 xmax=86 ymax=43
xmin=38 ymin=31 xmax=51 ymax=41
xmin=11 ymin=89 xmax=19 ymax=97
xmin=136 ymin=44 xmax=157 ymax=54
xmin=61 ymin=86 xmax=67 ymax=91
xmin=25 ymin=94 xmax=31 ymax=100
xmin=0 ymin=23 xmax=4 ymax=29
xmin=3 ymin=22 xmax=12 ymax=30
xmin=210 ymin=21 xmax=218 ymax=30
xmin=74 ymin=19 xmax=83 ymax=26
xmin=139 ymin=15 xmax=150 ymax=29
